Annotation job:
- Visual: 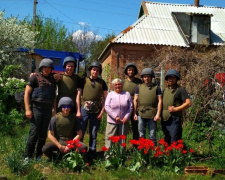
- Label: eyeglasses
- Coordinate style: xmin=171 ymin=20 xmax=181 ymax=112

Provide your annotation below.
xmin=62 ymin=105 xmax=71 ymax=109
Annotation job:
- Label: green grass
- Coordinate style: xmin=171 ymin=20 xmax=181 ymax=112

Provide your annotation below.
xmin=0 ymin=118 xmax=224 ymax=180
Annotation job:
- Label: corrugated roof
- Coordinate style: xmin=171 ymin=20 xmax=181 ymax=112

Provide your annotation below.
xmin=112 ymin=2 xmax=225 ymax=47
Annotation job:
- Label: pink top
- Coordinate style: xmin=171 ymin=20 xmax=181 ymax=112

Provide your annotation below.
xmin=105 ymin=91 xmax=133 ymax=124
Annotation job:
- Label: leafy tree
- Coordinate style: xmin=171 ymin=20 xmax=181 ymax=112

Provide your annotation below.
xmin=72 ymin=23 xmax=102 ymax=58
xmin=23 ymin=11 xmax=77 ymax=52
xmin=0 ymin=12 xmax=35 ymax=72
xmin=89 ymin=33 xmax=116 ymax=62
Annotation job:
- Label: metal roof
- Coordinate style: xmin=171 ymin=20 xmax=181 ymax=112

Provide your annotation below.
xmin=112 ymin=2 xmax=225 ymax=47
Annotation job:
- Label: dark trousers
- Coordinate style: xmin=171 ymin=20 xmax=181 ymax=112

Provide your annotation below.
xmin=42 ymin=142 xmax=88 ymax=159
xmin=130 ymin=113 xmax=139 ymax=140
xmin=80 ymin=106 xmax=101 ymax=154
xmin=25 ymin=106 xmax=52 ymax=158
xmin=161 ymin=115 xmax=182 ymax=145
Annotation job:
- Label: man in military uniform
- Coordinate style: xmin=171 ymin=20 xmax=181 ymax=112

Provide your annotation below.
xmin=24 ymin=58 xmax=56 ymax=160
xmin=42 ymin=97 xmax=87 ymax=160
xmin=133 ymin=68 xmax=162 ymax=145
xmin=122 ymin=63 xmax=142 ymax=142
xmin=80 ymin=61 xmax=108 ymax=159
xmin=54 ymin=56 xmax=82 ymax=117
xmin=161 ymin=69 xmax=191 ymax=144
xmin=30 ymin=56 xmax=82 ymax=117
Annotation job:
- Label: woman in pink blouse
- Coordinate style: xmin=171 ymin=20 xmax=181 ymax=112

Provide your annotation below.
xmin=104 ymin=78 xmax=133 ymax=148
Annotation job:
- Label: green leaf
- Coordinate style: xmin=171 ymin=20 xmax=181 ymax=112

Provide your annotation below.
xmin=72 ymin=161 xmax=77 ymax=168
xmin=105 ymin=160 xmax=111 ymax=168
xmin=174 ymin=166 xmax=180 ymax=173
xmin=130 ymin=162 xmax=141 ymax=172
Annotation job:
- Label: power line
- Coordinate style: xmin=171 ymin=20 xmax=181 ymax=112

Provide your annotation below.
xmin=43 ymin=1 xmax=131 ymax=33
xmin=1 ymin=0 xmax=137 ymax=35
xmin=46 ymin=2 xmax=135 ymax=17
xmin=44 ymin=1 xmax=79 ymax=24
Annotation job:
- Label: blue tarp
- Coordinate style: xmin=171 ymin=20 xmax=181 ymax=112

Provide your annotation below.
xmin=19 ymin=48 xmax=85 ymax=72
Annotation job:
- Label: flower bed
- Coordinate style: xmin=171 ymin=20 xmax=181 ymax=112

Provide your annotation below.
xmin=102 ymin=136 xmax=194 ymax=173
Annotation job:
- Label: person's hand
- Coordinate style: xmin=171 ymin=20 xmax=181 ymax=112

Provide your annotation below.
xmin=122 ymin=118 xmax=128 ymax=124
xmin=97 ymin=112 xmax=103 ymax=120
xmin=168 ymin=106 xmax=177 ymax=112
xmin=115 ymin=116 xmax=121 ymax=123
xmin=30 ymin=73 xmax=36 ymax=77
xmin=154 ymin=114 xmax=161 ymax=121
xmin=25 ymin=110 xmax=33 ymax=119
xmin=64 ymin=146 xmax=70 ymax=153
xmin=133 ymin=114 xmax=138 ymax=121
xmin=58 ymin=145 xmax=66 ymax=153
xmin=76 ymin=111 xmax=82 ymax=119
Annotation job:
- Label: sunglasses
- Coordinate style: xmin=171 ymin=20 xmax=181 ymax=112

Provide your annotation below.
xmin=62 ymin=105 xmax=71 ymax=109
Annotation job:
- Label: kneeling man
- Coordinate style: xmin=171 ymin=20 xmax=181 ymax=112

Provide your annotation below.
xmin=42 ymin=97 xmax=87 ymax=159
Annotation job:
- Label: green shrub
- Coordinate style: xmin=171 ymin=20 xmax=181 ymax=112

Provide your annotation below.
xmin=0 ymin=65 xmax=26 ymax=134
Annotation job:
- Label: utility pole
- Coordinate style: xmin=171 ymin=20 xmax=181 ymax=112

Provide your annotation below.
xmin=32 ymin=0 xmax=37 ymax=36
xmin=30 ymin=0 xmax=37 ymax=73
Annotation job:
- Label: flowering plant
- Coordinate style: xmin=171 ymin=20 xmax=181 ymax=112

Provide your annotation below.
xmin=0 ymin=65 xmax=26 ymax=134
xmin=63 ymin=139 xmax=87 ymax=172
xmin=129 ymin=138 xmax=194 ymax=173
xmin=101 ymin=135 xmax=127 ymax=170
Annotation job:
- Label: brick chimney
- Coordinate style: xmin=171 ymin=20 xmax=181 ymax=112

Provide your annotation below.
xmin=195 ymin=0 xmax=199 ymax=7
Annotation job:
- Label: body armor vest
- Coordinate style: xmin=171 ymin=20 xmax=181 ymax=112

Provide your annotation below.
xmin=55 ymin=113 xmax=76 ymax=145
xmin=31 ymin=73 xmax=55 ymax=104
xmin=81 ymin=77 xmax=103 ymax=113
xmin=55 ymin=73 xmax=78 ymax=107
xmin=138 ymin=84 xmax=158 ymax=118
xmin=162 ymin=86 xmax=182 ymax=121
xmin=123 ymin=78 xmax=142 ymax=99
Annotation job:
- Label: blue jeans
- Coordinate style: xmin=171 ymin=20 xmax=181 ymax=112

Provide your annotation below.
xmin=138 ymin=116 xmax=157 ymax=144
xmin=80 ymin=106 xmax=101 ymax=153
xmin=161 ymin=115 xmax=182 ymax=145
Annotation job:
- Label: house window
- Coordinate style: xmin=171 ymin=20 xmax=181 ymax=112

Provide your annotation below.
xmin=191 ymin=15 xmax=210 ymax=44
xmin=173 ymin=13 xmax=211 ymax=45
xmin=51 ymin=57 xmax=62 ymax=66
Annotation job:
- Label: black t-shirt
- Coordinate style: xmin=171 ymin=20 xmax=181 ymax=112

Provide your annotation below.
xmin=76 ymin=75 xmax=82 ymax=89
xmin=173 ymin=86 xmax=190 ymax=103
xmin=162 ymin=86 xmax=190 ymax=106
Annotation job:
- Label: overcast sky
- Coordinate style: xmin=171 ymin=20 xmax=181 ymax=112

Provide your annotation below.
xmin=1 ymin=0 xmax=225 ymax=38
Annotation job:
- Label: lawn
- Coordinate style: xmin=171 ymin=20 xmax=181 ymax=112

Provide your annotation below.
xmin=0 ymin=117 xmax=224 ymax=180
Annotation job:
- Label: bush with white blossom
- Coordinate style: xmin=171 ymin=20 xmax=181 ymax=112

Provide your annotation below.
xmin=0 ymin=65 xmax=26 ymax=134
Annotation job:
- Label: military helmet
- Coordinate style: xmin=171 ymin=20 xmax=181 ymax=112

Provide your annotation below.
xmin=124 ymin=62 xmax=138 ymax=75
xmin=58 ymin=97 xmax=73 ymax=108
xmin=39 ymin=58 xmax=54 ymax=71
xmin=165 ymin=69 xmax=180 ymax=80
xmin=88 ymin=61 xmax=102 ymax=74
xmin=63 ymin=56 xmax=76 ymax=68
xmin=140 ymin=68 xmax=155 ymax=78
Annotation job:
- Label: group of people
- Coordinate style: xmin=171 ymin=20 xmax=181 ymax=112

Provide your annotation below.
xmin=23 ymin=57 xmax=191 ymax=161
